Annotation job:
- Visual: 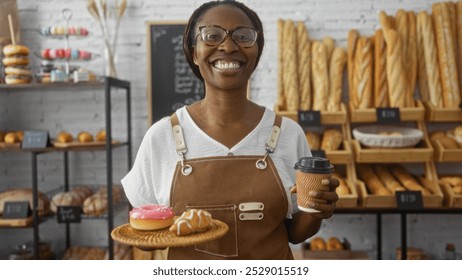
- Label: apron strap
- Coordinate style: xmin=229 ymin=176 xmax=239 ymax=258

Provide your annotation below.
xmin=170 ymin=113 xmax=187 ymax=154
xmin=266 ymin=114 xmax=282 ymax=153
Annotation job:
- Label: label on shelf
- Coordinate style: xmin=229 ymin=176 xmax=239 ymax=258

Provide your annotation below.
xmin=57 ymin=206 xmax=82 ymax=223
xmin=2 ymin=201 xmax=31 ymax=219
xmin=298 ymin=110 xmax=321 ymax=126
xmin=395 ymin=191 xmax=423 ymax=210
xmin=376 ymin=108 xmax=401 ymax=124
xmin=22 ymin=130 xmax=49 ymax=149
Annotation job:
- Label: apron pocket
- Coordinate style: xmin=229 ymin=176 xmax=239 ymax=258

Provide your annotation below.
xmin=186 ymin=204 xmax=238 ymax=258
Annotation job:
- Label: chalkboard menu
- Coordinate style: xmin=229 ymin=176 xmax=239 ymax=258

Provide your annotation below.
xmin=147 ymin=21 xmax=205 ymax=124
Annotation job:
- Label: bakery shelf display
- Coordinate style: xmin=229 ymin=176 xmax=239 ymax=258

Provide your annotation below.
xmin=348 ymin=101 xmax=426 ymax=123
xmin=440 ymin=178 xmax=462 ymax=208
xmin=0 ymin=77 xmax=131 ymax=259
xmin=423 ymin=101 xmax=462 ymax=122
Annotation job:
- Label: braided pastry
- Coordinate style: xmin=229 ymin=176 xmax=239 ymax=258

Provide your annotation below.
xmin=169 ymin=209 xmax=212 ymax=236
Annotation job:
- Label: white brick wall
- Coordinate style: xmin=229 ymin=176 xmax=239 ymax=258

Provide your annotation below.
xmin=1 ymin=0 xmax=461 ymax=259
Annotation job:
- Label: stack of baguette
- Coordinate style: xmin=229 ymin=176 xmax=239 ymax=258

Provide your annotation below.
xmin=276 ymin=19 xmax=346 ymax=112
xmin=358 ymin=164 xmax=434 ymax=196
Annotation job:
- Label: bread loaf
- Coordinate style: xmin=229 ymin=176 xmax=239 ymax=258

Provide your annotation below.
xmin=384 ymin=29 xmax=406 ymax=108
xmin=77 ymin=131 xmax=94 ymax=143
xmin=358 ymin=165 xmax=391 ymax=195
xmin=311 ymin=41 xmax=329 ymax=111
xmin=373 ymin=165 xmax=405 ymax=193
xmin=282 ymin=20 xmax=300 ymax=111
xmin=438 ymin=136 xmax=459 ymax=149
xmin=305 ymin=131 xmax=321 ymax=150
xmin=374 ymin=29 xmax=389 ymax=107
xmin=50 ymin=191 xmax=85 ymax=213
xmin=310 ymin=237 xmax=326 ymax=250
xmin=326 ymin=237 xmax=344 ymax=251
xmin=334 ymin=176 xmax=350 ymax=195
xmin=57 ymin=131 xmax=73 ymax=143
xmin=83 ymin=195 xmax=108 ymax=216
xmin=352 ymin=37 xmax=373 ymax=109
xmin=389 ymin=165 xmax=430 ymax=195
xmin=0 ymin=188 xmax=50 ymax=216
xmin=416 ymin=12 xmax=430 ymax=103
xmin=322 ymin=36 xmax=335 ymax=63
xmin=432 ymin=3 xmax=461 ymax=108
xmin=347 ymin=29 xmax=359 ymax=106
xmin=395 ymin=11 xmax=409 ymax=87
xmin=406 ymin=11 xmax=417 ymax=107
xmin=321 ymin=128 xmax=343 ymax=151
xmin=327 ymin=47 xmax=346 ymax=112
xmin=456 ymin=2 xmax=462 ymax=95
xmin=277 ymin=19 xmax=286 ymax=111
xmin=296 ymin=22 xmax=312 ymax=111
xmin=379 ymin=11 xmax=394 ymax=31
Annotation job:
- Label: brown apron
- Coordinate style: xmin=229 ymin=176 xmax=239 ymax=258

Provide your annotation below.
xmin=167 ymin=113 xmax=293 ymax=260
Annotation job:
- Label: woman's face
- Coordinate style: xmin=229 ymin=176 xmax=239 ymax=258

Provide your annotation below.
xmin=193 ymin=5 xmax=259 ymax=91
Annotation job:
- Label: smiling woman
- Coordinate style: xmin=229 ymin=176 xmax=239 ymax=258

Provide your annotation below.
xmin=121 ymin=0 xmax=339 ymax=260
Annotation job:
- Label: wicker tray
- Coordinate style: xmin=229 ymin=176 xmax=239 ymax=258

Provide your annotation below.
xmin=111 ymin=219 xmax=229 ymax=248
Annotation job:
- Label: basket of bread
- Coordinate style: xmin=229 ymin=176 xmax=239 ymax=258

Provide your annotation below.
xmin=353 ymin=125 xmax=423 ymax=148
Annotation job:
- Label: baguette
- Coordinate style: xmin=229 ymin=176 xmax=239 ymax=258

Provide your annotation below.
xmin=327 ymin=47 xmax=346 ymax=111
xmin=282 ymin=20 xmax=300 ymax=111
xmin=373 ymin=165 xmax=406 ymax=193
xmin=389 ymin=165 xmax=430 ymax=195
xmin=322 ymin=36 xmax=335 ymax=63
xmin=406 ymin=11 xmax=417 ymax=107
xmin=456 ymin=2 xmax=462 ymax=98
xmin=311 ymin=41 xmax=329 ymax=111
xmin=321 ymin=128 xmax=343 ymax=151
xmin=374 ymin=29 xmax=389 ymax=107
xmin=379 ymin=11 xmax=393 ymax=31
xmin=418 ymin=11 xmax=443 ymax=107
xmin=384 ymin=29 xmax=406 ymax=108
xmin=296 ymin=22 xmax=312 ymax=111
xmin=432 ymin=3 xmax=461 ymax=108
xmin=358 ymin=165 xmax=391 ymax=195
xmin=305 ymin=131 xmax=321 ymax=150
xmin=416 ymin=12 xmax=430 ymax=103
xmin=276 ymin=19 xmax=286 ymax=111
xmin=347 ymin=29 xmax=359 ymax=107
xmin=352 ymin=37 xmax=373 ymax=109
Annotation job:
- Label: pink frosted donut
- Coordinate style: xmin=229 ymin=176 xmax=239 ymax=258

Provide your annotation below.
xmin=129 ymin=205 xmax=174 ymax=231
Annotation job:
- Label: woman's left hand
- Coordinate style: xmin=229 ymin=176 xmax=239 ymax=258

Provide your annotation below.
xmin=307 ymin=177 xmax=339 ymax=219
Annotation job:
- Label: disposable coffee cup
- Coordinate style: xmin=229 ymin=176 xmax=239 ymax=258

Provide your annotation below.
xmin=294 ymin=157 xmax=334 ymax=213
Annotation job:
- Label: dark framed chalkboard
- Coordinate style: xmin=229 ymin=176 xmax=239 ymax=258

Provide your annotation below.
xmin=146 ymin=21 xmax=205 ymax=125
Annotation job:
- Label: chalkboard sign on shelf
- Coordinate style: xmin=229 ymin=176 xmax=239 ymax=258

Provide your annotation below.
xmin=147 ymin=21 xmax=205 ymax=125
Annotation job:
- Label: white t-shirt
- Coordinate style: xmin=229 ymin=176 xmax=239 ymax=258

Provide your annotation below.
xmin=121 ymin=106 xmax=311 ymax=218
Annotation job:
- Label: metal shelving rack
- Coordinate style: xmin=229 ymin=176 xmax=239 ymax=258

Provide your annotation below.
xmin=0 ymin=77 xmax=131 ymax=260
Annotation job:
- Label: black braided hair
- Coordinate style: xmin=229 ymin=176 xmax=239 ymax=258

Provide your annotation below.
xmin=183 ymin=0 xmax=265 ymax=81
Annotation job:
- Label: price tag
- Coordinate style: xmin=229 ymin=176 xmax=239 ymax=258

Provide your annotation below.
xmin=376 ymin=108 xmax=401 ymax=123
xmin=298 ymin=110 xmax=321 ymax=127
xmin=2 ymin=201 xmax=31 ymax=219
xmin=21 ymin=130 xmax=49 ymax=149
xmin=57 ymin=206 xmax=82 ymax=223
xmin=311 ymin=149 xmax=326 ymax=158
xmin=395 ymin=191 xmax=423 ymax=210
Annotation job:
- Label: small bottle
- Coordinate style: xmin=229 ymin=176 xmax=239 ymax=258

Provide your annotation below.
xmin=445 ymin=243 xmax=456 ymax=260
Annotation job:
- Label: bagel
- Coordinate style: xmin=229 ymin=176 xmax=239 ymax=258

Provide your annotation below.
xmin=3 ymin=44 xmax=30 ymax=56
xmin=2 ymin=56 xmax=30 ymax=66
xmin=4 ymin=66 xmax=32 ymax=77
xmin=5 ymin=75 xmax=32 ymax=85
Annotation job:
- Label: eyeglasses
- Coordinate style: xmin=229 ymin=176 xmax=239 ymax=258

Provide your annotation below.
xmin=197 ymin=25 xmax=258 ymax=48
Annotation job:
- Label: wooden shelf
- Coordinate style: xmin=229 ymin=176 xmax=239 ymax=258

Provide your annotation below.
xmin=349 ymin=101 xmax=425 ymax=123
xmin=423 ymin=101 xmax=462 ymax=122
xmin=275 ymin=102 xmax=348 ymax=125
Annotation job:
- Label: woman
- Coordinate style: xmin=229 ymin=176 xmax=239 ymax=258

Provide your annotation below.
xmin=122 ymin=0 xmax=339 ymax=260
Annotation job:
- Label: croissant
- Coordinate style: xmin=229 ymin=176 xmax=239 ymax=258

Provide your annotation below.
xmin=169 ymin=209 xmax=212 ymax=236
